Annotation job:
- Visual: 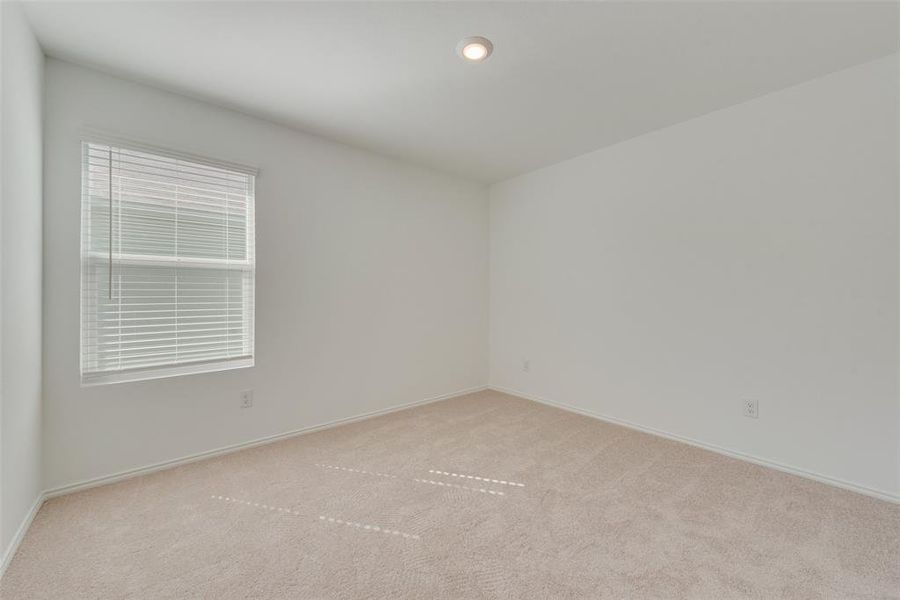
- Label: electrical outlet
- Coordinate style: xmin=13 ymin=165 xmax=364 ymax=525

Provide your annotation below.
xmin=742 ymin=399 xmax=758 ymax=419
xmin=522 ymin=359 xmax=530 ymax=373
xmin=240 ymin=390 xmax=254 ymax=409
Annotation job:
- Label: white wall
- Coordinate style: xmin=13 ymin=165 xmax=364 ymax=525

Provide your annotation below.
xmin=43 ymin=59 xmax=488 ymax=491
xmin=0 ymin=1 xmax=44 ymax=560
xmin=30 ymin=30 xmax=900 ymax=505
xmin=490 ymin=55 xmax=900 ymax=499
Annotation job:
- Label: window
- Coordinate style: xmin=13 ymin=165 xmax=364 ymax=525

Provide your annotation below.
xmin=81 ymin=141 xmax=256 ymax=384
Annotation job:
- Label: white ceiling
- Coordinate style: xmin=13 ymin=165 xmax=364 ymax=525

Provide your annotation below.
xmin=23 ymin=1 xmax=900 ymax=183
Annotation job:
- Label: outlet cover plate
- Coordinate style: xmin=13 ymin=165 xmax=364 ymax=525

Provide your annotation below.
xmin=743 ymin=399 xmax=758 ymax=419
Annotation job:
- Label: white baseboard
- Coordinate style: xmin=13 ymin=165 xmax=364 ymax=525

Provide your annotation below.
xmin=0 ymin=492 xmax=45 ymax=579
xmin=43 ymin=385 xmax=487 ymax=500
xmin=12 ymin=381 xmax=891 ymax=581
xmin=489 ymin=385 xmax=900 ymax=504
xmin=0 ymin=385 xmax=486 ymax=581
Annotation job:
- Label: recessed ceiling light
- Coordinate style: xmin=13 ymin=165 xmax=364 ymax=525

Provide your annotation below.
xmin=457 ymin=36 xmax=493 ymax=63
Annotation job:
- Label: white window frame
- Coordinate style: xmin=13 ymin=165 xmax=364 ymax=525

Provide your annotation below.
xmin=79 ymin=135 xmax=257 ymax=386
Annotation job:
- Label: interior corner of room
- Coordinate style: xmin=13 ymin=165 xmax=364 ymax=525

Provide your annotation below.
xmin=1 ymin=0 xmax=899 ymax=597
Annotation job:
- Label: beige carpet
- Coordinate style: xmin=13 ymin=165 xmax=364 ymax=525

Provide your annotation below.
xmin=2 ymin=390 xmax=898 ymax=599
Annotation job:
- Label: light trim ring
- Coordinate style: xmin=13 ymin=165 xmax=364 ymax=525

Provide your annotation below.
xmin=457 ymin=36 xmax=493 ymax=62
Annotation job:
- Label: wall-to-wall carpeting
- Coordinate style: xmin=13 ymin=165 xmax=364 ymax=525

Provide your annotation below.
xmin=2 ymin=390 xmax=898 ymax=598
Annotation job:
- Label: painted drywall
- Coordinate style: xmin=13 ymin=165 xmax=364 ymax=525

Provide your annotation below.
xmin=490 ymin=55 xmax=900 ymax=499
xmin=43 ymin=59 xmax=488 ymax=490
xmin=21 ymin=2 xmax=900 ymax=183
xmin=1 ymin=1 xmax=44 ymax=559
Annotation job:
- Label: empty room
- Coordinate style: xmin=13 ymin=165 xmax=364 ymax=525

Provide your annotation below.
xmin=1 ymin=1 xmax=899 ymax=598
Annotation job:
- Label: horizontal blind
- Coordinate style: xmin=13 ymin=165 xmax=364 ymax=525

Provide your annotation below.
xmin=81 ymin=142 xmax=255 ymax=383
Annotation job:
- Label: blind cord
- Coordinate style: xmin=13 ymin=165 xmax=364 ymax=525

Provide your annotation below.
xmin=108 ymin=146 xmax=113 ymax=299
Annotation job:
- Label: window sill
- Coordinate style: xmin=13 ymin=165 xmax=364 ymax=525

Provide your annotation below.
xmin=81 ymin=356 xmax=254 ymax=386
